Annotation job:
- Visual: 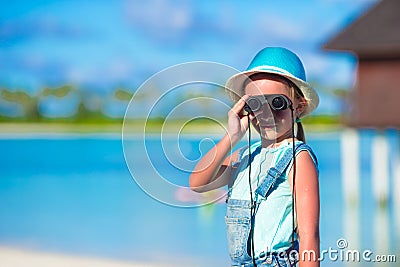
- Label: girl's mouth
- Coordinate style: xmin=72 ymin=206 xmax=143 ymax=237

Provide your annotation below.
xmin=257 ymin=119 xmax=276 ymax=128
xmin=260 ymin=124 xmax=276 ymax=129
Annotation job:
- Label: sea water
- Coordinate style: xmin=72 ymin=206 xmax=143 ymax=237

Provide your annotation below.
xmin=0 ymin=130 xmax=399 ymax=266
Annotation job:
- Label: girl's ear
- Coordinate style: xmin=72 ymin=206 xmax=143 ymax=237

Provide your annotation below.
xmin=295 ymin=99 xmax=307 ymax=117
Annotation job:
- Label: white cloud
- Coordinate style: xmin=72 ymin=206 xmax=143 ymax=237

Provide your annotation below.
xmin=321 ymin=0 xmax=376 ymax=3
xmin=256 ymin=14 xmax=306 ymax=41
xmin=123 ymin=0 xmax=192 ymax=38
xmin=108 ymin=59 xmax=134 ymax=81
xmin=302 ymin=52 xmax=358 ymax=89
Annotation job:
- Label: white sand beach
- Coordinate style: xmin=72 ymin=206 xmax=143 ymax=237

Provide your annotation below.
xmin=0 ymin=246 xmax=173 ymax=267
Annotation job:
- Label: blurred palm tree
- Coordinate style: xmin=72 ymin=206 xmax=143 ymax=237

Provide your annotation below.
xmin=41 ymin=85 xmax=73 ymax=98
xmin=1 ymin=88 xmax=39 ymax=120
xmin=113 ymin=88 xmax=133 ymax=101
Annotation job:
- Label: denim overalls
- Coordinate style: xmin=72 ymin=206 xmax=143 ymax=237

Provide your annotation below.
xmin=225 ymin=142 xmax=318 ymax=267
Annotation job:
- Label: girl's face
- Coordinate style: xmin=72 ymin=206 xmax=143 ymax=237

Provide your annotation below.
xmin=244 ymin=74 xmax=305 ymax=141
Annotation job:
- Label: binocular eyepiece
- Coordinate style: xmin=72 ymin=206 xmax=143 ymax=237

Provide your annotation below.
xmin=244 ymin=94 xmax=292 ymax=113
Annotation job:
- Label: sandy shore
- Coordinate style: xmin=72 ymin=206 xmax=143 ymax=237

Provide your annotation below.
xmin=0 ymin=246 xmax=172 ymax=267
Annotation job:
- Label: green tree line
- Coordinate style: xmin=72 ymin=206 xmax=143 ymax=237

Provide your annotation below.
xmin=0 ymin=84 xmax=347 ymax=126
xmin=0 ymin=85 xmax=133 ymax=123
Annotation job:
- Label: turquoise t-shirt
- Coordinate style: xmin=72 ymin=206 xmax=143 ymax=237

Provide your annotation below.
xmin=230 ymin=139 xmax=317 ymax=254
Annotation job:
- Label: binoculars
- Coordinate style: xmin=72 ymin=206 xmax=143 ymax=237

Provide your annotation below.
xmin=244 ymin=94 xmax=292 ymax=113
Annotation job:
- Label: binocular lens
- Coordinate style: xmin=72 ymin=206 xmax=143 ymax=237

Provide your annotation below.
xmin=244 ymin=94 xmax=291 ymax=113
xmin=271 ymin=96 xmax=286 ymax=110
xmin=247 ymin=97 xmax=262 ymax=112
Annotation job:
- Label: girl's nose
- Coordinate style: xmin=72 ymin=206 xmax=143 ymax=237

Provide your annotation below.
xmin=254 ymin=105 xmax=273 ymax=118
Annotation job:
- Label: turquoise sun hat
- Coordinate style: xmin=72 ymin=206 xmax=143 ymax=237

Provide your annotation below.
xmin=226 ymin=47 xmax=319 ymax=117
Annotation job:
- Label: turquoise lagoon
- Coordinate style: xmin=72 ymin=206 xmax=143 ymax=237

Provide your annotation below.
xmin=0 ymin=130 xmax=399 ymax=266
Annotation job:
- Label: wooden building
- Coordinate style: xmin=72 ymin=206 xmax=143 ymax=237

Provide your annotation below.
xmin=324 ymin=0 xmax=400 ymax=128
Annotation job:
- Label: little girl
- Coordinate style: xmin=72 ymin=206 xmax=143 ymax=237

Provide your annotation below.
xmin=190 ymin=47 xmax=320 ymax=267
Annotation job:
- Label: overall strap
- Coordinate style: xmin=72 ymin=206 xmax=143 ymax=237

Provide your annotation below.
xmin=255 ymin=143 xmax=316 ymax=199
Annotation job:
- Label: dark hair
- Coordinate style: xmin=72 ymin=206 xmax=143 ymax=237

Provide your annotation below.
xmin=296 ymin=120 xmax=306 ymax=143
xmin=291 ymin=83 xmax=306 ymax=143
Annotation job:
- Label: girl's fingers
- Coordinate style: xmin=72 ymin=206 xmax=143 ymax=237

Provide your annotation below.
xmin=231 ymin=95 xmax=249 ymax=114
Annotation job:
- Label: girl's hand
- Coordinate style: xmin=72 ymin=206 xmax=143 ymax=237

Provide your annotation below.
xmin=227 ymin=95 xmax=253 ymax=144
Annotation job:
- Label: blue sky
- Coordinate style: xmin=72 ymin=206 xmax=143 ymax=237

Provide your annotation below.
xmin=0 ymin=0 xmax=378 ymax=114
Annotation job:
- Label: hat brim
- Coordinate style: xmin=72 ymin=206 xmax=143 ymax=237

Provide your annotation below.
xmin=225 ymin=68 xmax=319 ymax=117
